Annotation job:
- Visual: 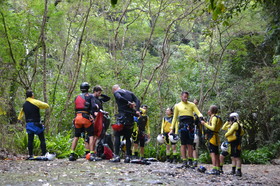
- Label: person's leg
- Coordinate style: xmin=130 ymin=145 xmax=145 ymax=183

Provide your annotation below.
xmin=27 ymin=133 xmax=35 ymax=156
xmin=71 ymin=137 xmax=79 ymax=151
xmin=37 ymin=132 xmax=47 ymax=155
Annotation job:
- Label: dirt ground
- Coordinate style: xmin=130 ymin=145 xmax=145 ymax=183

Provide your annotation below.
xmin=0 ymin=158 xmax=280 ymax=186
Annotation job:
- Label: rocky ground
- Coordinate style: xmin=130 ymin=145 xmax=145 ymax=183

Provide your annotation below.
xmin=1 ymin=156 xmax=280 ymax=186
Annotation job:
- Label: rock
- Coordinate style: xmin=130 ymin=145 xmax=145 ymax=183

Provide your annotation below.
xmin=271 ymin=159 xmax=280 ymax=165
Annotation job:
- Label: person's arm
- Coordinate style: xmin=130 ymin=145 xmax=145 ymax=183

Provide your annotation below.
xmin=28 ymin=98 xmax=49 ymax=109
xmin=146 ymin=117 xmax=150 ymax=136
xmin=225 ymin=122 xmax=238 ymax=138
xmin=100 ymin=94 xmax=110 ymax=103
xmin=161 ymin=118 xmax=165 ymax=134
xmin=114 ymin=91 xmax=130 ymax=104
xmin=17 ymin=108 xmax=24 ymax=121
xmin=131 ymin=93 xmax=140 ymax=111
xmin=203 ymin=116 xmax=217 ymax=131
xmin=193 ymin=104 xmax=203 ymax=117
xmin=170 ymin=105 xmax=178 ymax=133
xmin=222 ymin=121 xmax=231 ymax=130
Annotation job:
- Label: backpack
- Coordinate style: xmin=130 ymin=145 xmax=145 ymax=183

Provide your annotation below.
xmin=96 ymin=134 xmax=114 ymax=159
xmin=75 ymin=93 xmax=90 ymax=110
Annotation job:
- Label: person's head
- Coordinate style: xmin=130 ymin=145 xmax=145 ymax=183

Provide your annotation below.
xmin=26 ymin=90 xmax=34 ymax=98
xmin=181 ymin=91 xmax=189 ymax=103
xmin=207 ymin=105 xmax=218 ymax=115
xmin=165 ymin=107 xmax=173 ymax=116
xmin=93 ymin=85 xmax=103 ymax=97
xmin=141 ymin=105 xmax=148 ymax=110
xmin=80 ymin=82 xmax=90 ymax=93
xmin=193 ymin=98 xmax=199 ymax=105
xmin=112 ymin=84 xmax=120 ymax=93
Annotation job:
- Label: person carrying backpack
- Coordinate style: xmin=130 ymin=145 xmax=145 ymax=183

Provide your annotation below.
xmin=220 ymin=112 xmax=244 ymax=177
xmin=69 ymin=82 xmax=99 ymax=161
xmin=201 ymin=105 xmax=223 ymax=175
xmin=132 ymin=105 xmax=150 ymax=159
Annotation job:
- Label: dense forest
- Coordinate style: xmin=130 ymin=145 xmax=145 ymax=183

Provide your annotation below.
xmin=0 ymin=0 xmax=279 ymax=159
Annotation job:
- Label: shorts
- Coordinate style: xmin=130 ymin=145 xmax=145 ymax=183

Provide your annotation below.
xmin=74 ymin=113 xmax=94 ymax=137
xmin=133 ymin=132 xmax=145 ymax=147
xmin=179 ymin=129 xmax=194 ymax=145
xmin=230 ymin=139 xmax=241 ymax=158
xmin=208 ymin=143 xmax=219 ymax=155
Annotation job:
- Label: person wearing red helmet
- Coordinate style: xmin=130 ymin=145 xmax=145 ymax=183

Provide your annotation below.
xmin=110 ymin=84 xmax=140 ymax=163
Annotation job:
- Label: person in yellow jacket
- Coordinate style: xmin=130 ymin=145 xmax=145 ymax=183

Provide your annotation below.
xmin=132 ymin=105 xmax=150 ymax=159
xmin=201 ymin=105 xmax=223 ymax=175
xmin=18 ymin=90 xmax=50 ymax=159
xmin=170 ymin=91 xmax=203 ymax=168
xmin=161 ymin=107 xmax=179 ymax=163
xmin=220 ymin=112 xmax=244 ymax=177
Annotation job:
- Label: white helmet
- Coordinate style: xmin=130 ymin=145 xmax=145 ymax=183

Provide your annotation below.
xmin=45 ymin=152 xmax=56 ymax=161
xmin=169 ymin=133 xmax=179 ymax=143
xmin=221 ymin=142 xmax=229 ymax=152
xmin=157 ymin=134 xmax=165 ymax=144
xmin=230 ymin=112 xmax=239 ymax=119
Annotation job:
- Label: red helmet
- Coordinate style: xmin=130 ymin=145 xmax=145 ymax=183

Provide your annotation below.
xmin=86 ymin=153 xmax=91 ymax=160
xmin=111 ymin=123 xmax=124 ymax=131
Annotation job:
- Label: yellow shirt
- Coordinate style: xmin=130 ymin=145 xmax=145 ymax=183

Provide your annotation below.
xmin=171 ymin=101 xmax=202 ymax=134
xmin=204 ymin=114 xmax=222 ymax=146
xmin=18 ymin=97 xmax=49 ymax=121
xmin=161 ymin=115 xmax=173 ymax=133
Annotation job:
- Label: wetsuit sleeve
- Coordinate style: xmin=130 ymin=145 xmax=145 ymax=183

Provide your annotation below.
xmin=131 ymin=93 xmax=140 ymax=111
xmin=222 ymin=121 xmax=230 ymax=130
xmin=161 ymin=118 xmax=165 ymax=134
xmin=175 ymin=120 xmax=179 ymax=134
xmin=100 ymin=94 xmax=110 ymax=103
xmin=90 ymin=96 xmax=99 ymax=114
xmin=204 ymin=116 xmax=217 ymax=131
xmin=225 ymin=122 xmax=238 ymax=138
xmin=18 ymin=108 xmax=24 ymax=121
xmin=193 ymin=104 xmax=203 ymax=117
xmin=114 ymin=91 xmax=130 ymax=104
xmin=171 ymin=104 xmax=179 ymax=132
xmin=146 ymin=117 xmax=150 ymax=135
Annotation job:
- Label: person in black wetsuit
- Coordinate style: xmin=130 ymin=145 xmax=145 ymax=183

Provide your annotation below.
xmin=110 ymin=84 xmax=140 ymax=163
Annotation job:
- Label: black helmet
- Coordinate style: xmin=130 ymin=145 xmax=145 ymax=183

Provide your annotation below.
xmin=80 ymin=82 xmax=90 ymax=92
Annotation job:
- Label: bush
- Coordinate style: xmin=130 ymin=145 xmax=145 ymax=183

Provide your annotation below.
xmin=242 ymin=141 xmax=280 ymax=164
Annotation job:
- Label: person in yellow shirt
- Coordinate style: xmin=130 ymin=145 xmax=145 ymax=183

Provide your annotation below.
xmin=132 ymin=105 xmax=150 ymax=159
xmin=220 ymin=112 xmax=244 ymax=177
xmin=201 ymin=105 xmax=223 ymax=175
xmin=161 ymin=107 xmax=179 ymax=163
xmin=18 ymin=90 xmax=50 ymax=159
xmin=170 ymin=91 xmax=203 ymax=168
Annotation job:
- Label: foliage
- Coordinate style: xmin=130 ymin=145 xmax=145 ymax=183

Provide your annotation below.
xmin=242 ymin=141 xmax=280 ymax=164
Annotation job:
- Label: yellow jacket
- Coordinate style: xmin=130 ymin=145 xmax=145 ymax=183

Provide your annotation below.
xmin=204 ymin=114 xmax=222 ymax=146
xmin=224 ymin=121 xmax=244 ymax=142
xmin=18 ymin=97 xmax=49 ymax=121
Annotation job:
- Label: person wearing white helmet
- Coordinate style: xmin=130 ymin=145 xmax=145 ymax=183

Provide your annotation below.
xmin=220 ymin=112 xmax=244 ymax=177
xmin=160 ymin=107 xmax=179 ymax=163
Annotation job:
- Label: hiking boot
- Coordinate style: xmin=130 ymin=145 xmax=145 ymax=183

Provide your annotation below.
xmin=177 ymin=160 xmax=187 ymax=169
xmin=206 ymin=169 xmax=220 ymax=175
xmin=89 ymin=153 xmax=102 ymax=161
xmin=69 ymin=153 xmax=78 ymax=161
xmin=109 ymin=155 xmax=120 ymax=163
xmin=193 ymin=160 xmax=198 ymax=167
xmin=26 ymin=155 xmax=34 ymax=160
xmin=235 ymin=170 xmax=242 ymax=177
xmin=124 ymin=156 xmax=131 ymax=163
xmin=186 ymin=160 xmax=194 ymax=168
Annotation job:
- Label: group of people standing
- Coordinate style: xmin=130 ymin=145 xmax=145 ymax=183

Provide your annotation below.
xmin=18 ymin=83 xmax=243 ymax=177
